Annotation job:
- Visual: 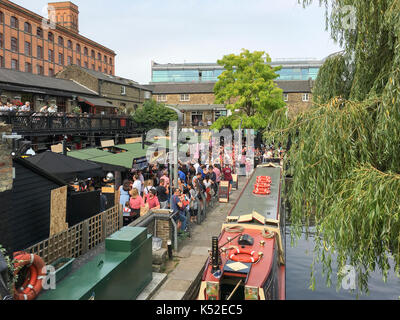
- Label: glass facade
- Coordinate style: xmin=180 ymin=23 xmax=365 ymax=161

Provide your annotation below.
xmin=152 ymin=66 xmax=319 ymax=82
xmin=275 ymin=67 xmax=320 ymax=81
xmin=152 ymin=69 xmax=223 ymax=83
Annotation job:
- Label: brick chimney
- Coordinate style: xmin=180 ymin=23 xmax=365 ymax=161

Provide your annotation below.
xmin=48 ymin=1 xmax=79 ymax=33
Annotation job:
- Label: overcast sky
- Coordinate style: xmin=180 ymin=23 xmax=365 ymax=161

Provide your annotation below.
xmin=18 ymin=0 xmax=341 ymax=84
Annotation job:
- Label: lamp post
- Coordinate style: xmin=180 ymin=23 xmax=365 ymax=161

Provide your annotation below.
xmin=165 ymin=105 xmax=183 ymax=208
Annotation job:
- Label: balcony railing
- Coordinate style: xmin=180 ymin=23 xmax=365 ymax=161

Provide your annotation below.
xmin=0 ymin=112 xmax=138 ymax=135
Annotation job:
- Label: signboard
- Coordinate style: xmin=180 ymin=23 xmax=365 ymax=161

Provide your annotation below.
xmin=125 ymin=137 xmax=142 ymax=144
xmin=101 ymin=140 xmax=115 ymax=148
xmin=102 ymin=185 xmax=115 ymax=194
xmin=219 ymin=181 xmax=230 ymax=203
xmin=232 ymin=174 xmax=238 ymax=191
xmin=51 ymin=143 xmax=63 ymax=153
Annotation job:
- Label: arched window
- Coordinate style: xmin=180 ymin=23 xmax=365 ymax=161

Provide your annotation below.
xmin=48 ymin=32 xmax=54 ymax=42
xmin=109 ymin=57 xmax=113 ymax=65
xmin=76 ymin=43 xmax=81 ymax=53
xmin=0 ymin=11 xmax=4 ymax=24
xmin=24 ymin=22 xmax=32 ymax=33
xmin=37 ymin=27 xmax=43 ymax=38
xmin=104 ymin=55 xmax=107 ymax=63
xmin=11 ymin=16 xmax=18 ymax=29
xmin=58 ymin=36 xmax=64 ymax=46
xmin=97 ymin=53 xmax=101 ymax=60
xmin=67 ymin=40 xmax=72 ymax=49
xmin=91 ymin=50 xmax=95 ymax=58
xmin=84 ymin=47 xmax=88 ymax=56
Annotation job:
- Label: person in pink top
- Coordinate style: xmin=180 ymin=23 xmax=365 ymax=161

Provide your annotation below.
xmin=213 ymin=164 xmax=221 ymax=183
xmin=161 ymin=170 xmax=170 ymax=186
xmin=129 ymin=188 xmax=144 ymax=221
xmin=145 ymin=189 xmax=160 ymax=210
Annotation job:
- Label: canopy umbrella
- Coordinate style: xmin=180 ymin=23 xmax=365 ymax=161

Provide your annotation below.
xmin=26 ymin=151 xmax=104 ymax=182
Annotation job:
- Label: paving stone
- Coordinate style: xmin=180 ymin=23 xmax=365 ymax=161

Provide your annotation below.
xmin=136 ymin=273 xmax=167 ymax=300
xmin=152 ymin=290 xmax=185 ymax=301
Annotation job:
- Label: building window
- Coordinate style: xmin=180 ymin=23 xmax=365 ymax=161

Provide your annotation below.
xmin=68 ymin=56 xmax=72 ymax=65
xmin=76 ymin=44 xmax=81 ymax=53
xmin=67 ymin=40 xmax=72 ymax=49
xmin=302 ymin=93 xmax=310 ymax=102
xmin=11 ymin=37 xmax=18 ymax=52
xmin=104 ymin=55 xmax=107 ymax=63
xmin=91 ymin=50 xmax=95 ymax=58
xmin=84 ymin=61 xmax=88 ymax=68
xmin=157 ymin=95 xmax=167 ymax=102
xmin=59 ymin=53 xmax=64 ymax=65
xmin=24 ymin=22 xmax=32 ymax=34
xmin=180 ymin=94 xmax=190 ymax=102
xmin=48 ymin=32 xmax=54 ymax=42
xmin=0 ymin=11 xmax=4 ymax=24
xmin=97 ymin=53 xmax=101 ymax=60
xmin=283 ymin=93 xmax=289 ymax=102
xmin=37 ymin=46 xmax=43 ymax=59
xmin=58 ymin=36 xmax=64 ymax=46
xmin=25 ymin=62 xmax=32 ymax=73
xmin=191 ymin=112 xmax=203 ymax=126
xmin=49 ymin=68 xmax=54 ymax=77
xmin=11 ymin=16 xmax=18 ymax=29
xmin=84 ymin=47 xmax=88 ymax=56
xmin=76 ymin=59 xmax=81 ymax=66
xmin=37 ymin=27 xmax=43 ymax=38
xmin=37 ymin=65 xmax=44 ymax=75
xmin=11 ymin=59 xmax=18 ymax=70
xmin=24 ymin=42 xmax=31 ymax=56
xmin=0 ymin=33 xmax=3 ymax=48
xmin=121 ymin=86 xmax=126 ymax=95
xmin=48 ymin=49 xmax=54 ymax=62
xmin=0 ymin=56 xmax=4 ymax=68
xmin=109 ymin=57 xmax=113 ymax=65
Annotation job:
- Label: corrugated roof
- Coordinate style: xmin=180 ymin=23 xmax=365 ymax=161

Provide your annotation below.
xmin=0 ymin=68 xmax=97 ymax=96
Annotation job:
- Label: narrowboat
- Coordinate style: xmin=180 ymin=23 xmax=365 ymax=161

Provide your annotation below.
xmin=198 ymin=163 xmax=285 ymax=300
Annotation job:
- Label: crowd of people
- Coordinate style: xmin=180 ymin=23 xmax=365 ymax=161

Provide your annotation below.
xmin=0 ymin=100 xmax=58 ymax=113
xmin=118 ymin=157 xmax=239 ymax=235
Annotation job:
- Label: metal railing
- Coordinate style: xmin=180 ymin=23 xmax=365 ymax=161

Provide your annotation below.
xmin=0 ymin=111 xmax=138 ymax=135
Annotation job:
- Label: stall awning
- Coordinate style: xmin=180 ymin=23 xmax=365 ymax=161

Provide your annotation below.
xmin=78 ymin=96 xmax=115 ymax=108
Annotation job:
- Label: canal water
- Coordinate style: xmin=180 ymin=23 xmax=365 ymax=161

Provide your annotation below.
xmin=285 ymin=225 xmax=400 ymax=300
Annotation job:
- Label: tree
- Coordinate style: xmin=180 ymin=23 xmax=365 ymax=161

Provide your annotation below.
xmin=131 ymin=100 xmax=178 ymax=131
xmin=265 ymin=0 xmax=400 ymax=294
xmin=211 ymin=49 xmax=285 ymax=130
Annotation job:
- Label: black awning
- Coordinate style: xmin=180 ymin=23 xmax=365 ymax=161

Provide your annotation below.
xmin=26 ymin=151 xmax=104 ymax=182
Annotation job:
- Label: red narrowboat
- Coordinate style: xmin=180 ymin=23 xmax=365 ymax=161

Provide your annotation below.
xmin=198 ymin=163 xmax=285 ymax=300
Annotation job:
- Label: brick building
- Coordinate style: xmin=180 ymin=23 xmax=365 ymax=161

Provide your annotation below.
xmin=0 ymin=0 xmax=115 ymax=77
xmin=56 ymin=65 xmax=152 ymax=113
xmin=145 ymin=79 xmax=314 ymax=127
xmin=147 ymin=60 xmax=321 ymax=127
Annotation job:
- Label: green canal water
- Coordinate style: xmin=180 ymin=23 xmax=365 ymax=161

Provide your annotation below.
xmin=285 ymin=225 xmax=400 ymax=300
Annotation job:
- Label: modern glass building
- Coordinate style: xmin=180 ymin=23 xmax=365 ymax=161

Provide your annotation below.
xmin=151 ymin=59 xmax=323 ymax=83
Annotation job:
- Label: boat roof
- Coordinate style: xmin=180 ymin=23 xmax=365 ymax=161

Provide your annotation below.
xmin=229 ymin=165 xmax=282 ymax=221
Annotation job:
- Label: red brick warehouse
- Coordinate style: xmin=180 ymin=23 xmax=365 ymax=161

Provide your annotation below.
xmin=0 ymin=0 xmax=116 ymax=77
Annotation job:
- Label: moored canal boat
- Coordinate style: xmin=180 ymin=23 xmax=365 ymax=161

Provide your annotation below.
xmin=198 ymin=163 xmax=285 ymax=300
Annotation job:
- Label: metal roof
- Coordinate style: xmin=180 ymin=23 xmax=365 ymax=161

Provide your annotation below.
xmin=78 ymin=96 xmax=115 ymax=108
xmin=146 ymin=80 xmax=313 ymax=94
xmin=0 ymin=68 xmax=97 ymax=96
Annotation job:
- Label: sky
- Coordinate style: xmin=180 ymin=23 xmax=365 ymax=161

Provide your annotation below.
xmin=17 ymin=0 xmax=342 ymax=84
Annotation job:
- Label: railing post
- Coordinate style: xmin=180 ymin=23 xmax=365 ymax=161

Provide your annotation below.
xmin=81 ymin=220 xmax=89 ymax=254
xmin=101 ymin=211 xmax=107 ymax=241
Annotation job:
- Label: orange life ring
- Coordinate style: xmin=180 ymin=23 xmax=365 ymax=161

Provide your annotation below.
xmin=254 ymin=183 xmax=270 ymax=189
xmin=13 ymin=252 xmax=46 ymax=301
xmin=229 ymin=248 xmax=260 ymax=263
xmin=253 ymin=187 xmax=271 ymax=195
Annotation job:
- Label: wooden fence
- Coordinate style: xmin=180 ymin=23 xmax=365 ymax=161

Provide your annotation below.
xmin=24 ymin=205 xmax=123 ymax=265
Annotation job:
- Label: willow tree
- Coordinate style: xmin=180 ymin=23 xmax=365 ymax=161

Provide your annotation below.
xmin=265 ymin=0 xmax=400 ymax=294
xmin=211 ymin=49 xmax=285 ymax=130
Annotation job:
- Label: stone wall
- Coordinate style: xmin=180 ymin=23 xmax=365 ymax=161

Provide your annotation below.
xmin=286 ymin=92 xmax=313 ymax=117
xmin=154 ymin=93 xmax=215 ymax=105
xmin=0 ymin=123 xmax=13 ymax=192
